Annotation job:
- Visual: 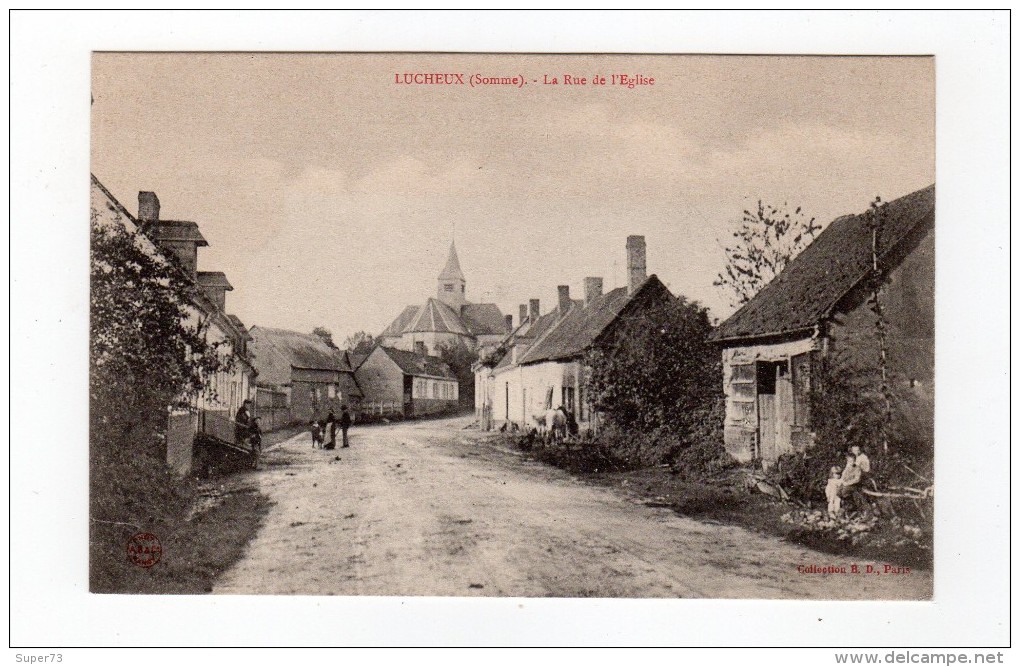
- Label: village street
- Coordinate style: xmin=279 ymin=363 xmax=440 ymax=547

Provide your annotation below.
xmin=213 ymin=416 xmax=931 ymax=598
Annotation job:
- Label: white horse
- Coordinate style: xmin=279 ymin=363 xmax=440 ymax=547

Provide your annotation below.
xmin=533 ymin=407 xmax=568 ymax=444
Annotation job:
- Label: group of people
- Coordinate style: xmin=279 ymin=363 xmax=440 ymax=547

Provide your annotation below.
xmin=824 ymin=445 xmax=871 ymax=518
xmin=310 ymin=405 xmax=353 ymax=451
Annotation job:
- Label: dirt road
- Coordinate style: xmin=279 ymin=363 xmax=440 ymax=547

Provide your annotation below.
xmin=214 ymin=417 xmax=931 ymax=598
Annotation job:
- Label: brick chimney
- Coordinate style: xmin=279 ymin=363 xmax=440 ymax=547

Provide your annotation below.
xmin=138 ymin=191 xmax=160 ymax=222
xmin=519 ymin=304 xmax=528 ymax=325
xmin=529 ymin=299 xmax=540 ymax=322
xmin=414 ymin=341 xmax=427 ymax=357
xmin=557 ymin=285 xmax=571 ymax=314
xmin=504 ymin=314 xmax=513 ymax=332
xmin=138 ymin=190 xmax=207 ymax=280
xmin=196 ymin=272 xmax=232 ymax=312
xmin=584 ymin=277 xmax=603 ymax=307
xmin=626 ymin=235 xmax=647 ymax=294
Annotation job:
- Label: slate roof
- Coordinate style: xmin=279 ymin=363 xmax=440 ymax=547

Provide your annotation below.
xmin=490 ymin=309 xmax=563 ymax=371
xmin=382 ymin=305 xmax=421 ymax=337
xmin=711 ymin=184 xmax=935 ymax=343
xmin=338 ymin=372 xmax=364 ymax=398
xmin=379 ymin=346 xmax=457 ymax=380
xmin=460 ymin=303 xmax=508 ymax=336
xmin=519 ymin=275 xmax=672 ymax=365
xmin=438 ymin=242 xmax=465 ymax=281
xmin=349 ymin=351 xmax=371 ymax=370
xmin=148 ymin=220 xmax=208 ymax=246
xmin=252 ymin=326 xmax=352 ymax=371
xmin=197 ymin=271 xmax=233 ymax=290
xmin=405 ymin=298 xmax=471 ymax=335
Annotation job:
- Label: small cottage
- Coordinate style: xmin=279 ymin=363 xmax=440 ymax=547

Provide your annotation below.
xmin=477 ymin=235 xmax=681 ymax=433
xmin=248 ymin=326 xmax=363 ymax=425
xmin=709 ymin=184 xmax=935 ymax=465
xmin=354 ymin=344 xmax=459 ymax=417
xmin=90 ymin=176 xmax=257 ymax=474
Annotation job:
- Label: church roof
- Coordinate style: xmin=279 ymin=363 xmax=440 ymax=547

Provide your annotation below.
xmin=460 ymin=303 xmax=507 ymax=336
xmin=438 ymin=241 xmax=465 ymax=281
xmin=405 ymin=298 xmax=471 ymax=335
xmin=381 ymin=305 xmax=420 ymax=337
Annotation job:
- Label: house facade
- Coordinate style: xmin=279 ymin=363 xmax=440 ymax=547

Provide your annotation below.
xmin=477 ymin=236 xmax=679 ymax=433
xmin=354 ymin=344 xmax=459 ymax=417
xmin=91 ymin=176 xmax=257 ymax=475
xmin=248 ymin=326 xmax=363 ymax=425
xmin=710 ymin=184 xmax=935 ymax=466
xmin=380 ymin=242 xmax=510 ymax=356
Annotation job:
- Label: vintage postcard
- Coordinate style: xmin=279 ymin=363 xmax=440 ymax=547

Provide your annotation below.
xmin=89 ymin=52 xmax=935 ymax=600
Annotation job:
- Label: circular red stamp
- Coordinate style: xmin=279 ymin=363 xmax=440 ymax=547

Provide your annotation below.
xmin=126 ymin=532 xmax=162 ymax=568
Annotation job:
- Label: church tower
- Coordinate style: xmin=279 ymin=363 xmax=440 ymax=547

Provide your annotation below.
xmin=437 ymin=241 xmax=467 ymax=309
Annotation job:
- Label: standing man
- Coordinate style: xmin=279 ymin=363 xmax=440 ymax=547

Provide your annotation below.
xmin=340 ymin=405 xmax=352 ymax=448
xmin=323 ymin=408 xmax=337 ymax=450
xmin=235 ymin=399 xmax=253 ymax=446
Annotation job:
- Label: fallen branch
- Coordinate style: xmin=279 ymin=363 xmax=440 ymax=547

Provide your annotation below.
xmin=900 ymin=462 xmax=931 ymax=483
xmin=862 ymin=486 xmax=932 ymax=500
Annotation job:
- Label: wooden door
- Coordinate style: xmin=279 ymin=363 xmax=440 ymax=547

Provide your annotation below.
xmin=775 ymin=363 xmax=794 ymax=456
xmin=758 ymin=394 xmax=776 ymax=463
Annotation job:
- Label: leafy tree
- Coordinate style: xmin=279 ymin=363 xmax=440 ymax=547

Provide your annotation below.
xmin=90 ymin=209 xmax=228 ymax=590
xmin=91 ymin=211 xmax=227 ymax=460
xmin=585 ymin=295 xmax=720 ymax=442
xmin=436 ymin=341 xmax=479 ymax=407
xmin=715 ymin=201 xmax=821 ymax=308
xmin=344 ymin=330 xmax=377 ymax=354
xmin=312 ymin=326 xmax=338 ymax=349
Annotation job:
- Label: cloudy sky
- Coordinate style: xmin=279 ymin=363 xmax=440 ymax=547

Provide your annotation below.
xmin=91 ymin=53 xmax=933 ymax=342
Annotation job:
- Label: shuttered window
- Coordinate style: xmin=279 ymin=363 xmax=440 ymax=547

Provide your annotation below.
xmin=728 ymin=362 xmax=756 ymax=426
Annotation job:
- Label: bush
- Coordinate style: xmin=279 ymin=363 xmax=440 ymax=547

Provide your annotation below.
xmin=90 ymin=206 xmax=225 ymax=590
xmin=583 ymin=292 xmax=725 ymax=467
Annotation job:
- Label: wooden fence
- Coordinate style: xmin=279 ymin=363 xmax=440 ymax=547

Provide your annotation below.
xmin=361 ymin=400 xmax=403 ymax=417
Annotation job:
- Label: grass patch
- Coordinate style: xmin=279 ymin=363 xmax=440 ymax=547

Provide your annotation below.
xmin=91 ymin=484 xmax=271 ymax=594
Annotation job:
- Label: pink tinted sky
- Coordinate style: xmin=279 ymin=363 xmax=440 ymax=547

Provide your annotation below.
xmin=91 ymin=53 xmax=934 ymax=343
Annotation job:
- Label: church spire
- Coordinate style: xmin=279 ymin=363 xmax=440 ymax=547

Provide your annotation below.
xmin=438 ymin=241 xmax=465 ymax=282
xmin=437 ymin=241 xmax=467 ymax=308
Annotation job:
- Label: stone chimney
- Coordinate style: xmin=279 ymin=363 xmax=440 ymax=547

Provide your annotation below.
xmin=557 ymin=285 xmax=571 ymax=315
xmin=519 ymin=304 xmax=528 ymax=325
xmin=529 ymin=299 xmax=540 ymax=322
xmin=504 ymin=314 xmax=513 ymax=332
xmin=138 ymin=191 xmax=160 ymax=222
xmin=414 ymin=341 xmax=427 ymax=357
xmin=626 ymin=235 xmax=647 ymax=294
xmin=584 ymin=277 xmax=603 ymax=307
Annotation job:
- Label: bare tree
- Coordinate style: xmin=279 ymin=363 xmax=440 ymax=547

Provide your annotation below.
xmin=715 ymin=201 xmax=821 ymax=308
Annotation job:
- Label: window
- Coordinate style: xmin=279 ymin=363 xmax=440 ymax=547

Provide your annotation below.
xmin=444 ymin=284 xmax=454 ymax=292
xmin=432 ymin=381 xmax=439 ymax=398
xmin=728 ymin=362 xmax=756 ymax=426
xmin=328 ymin=384 xmax=337 ymax=399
